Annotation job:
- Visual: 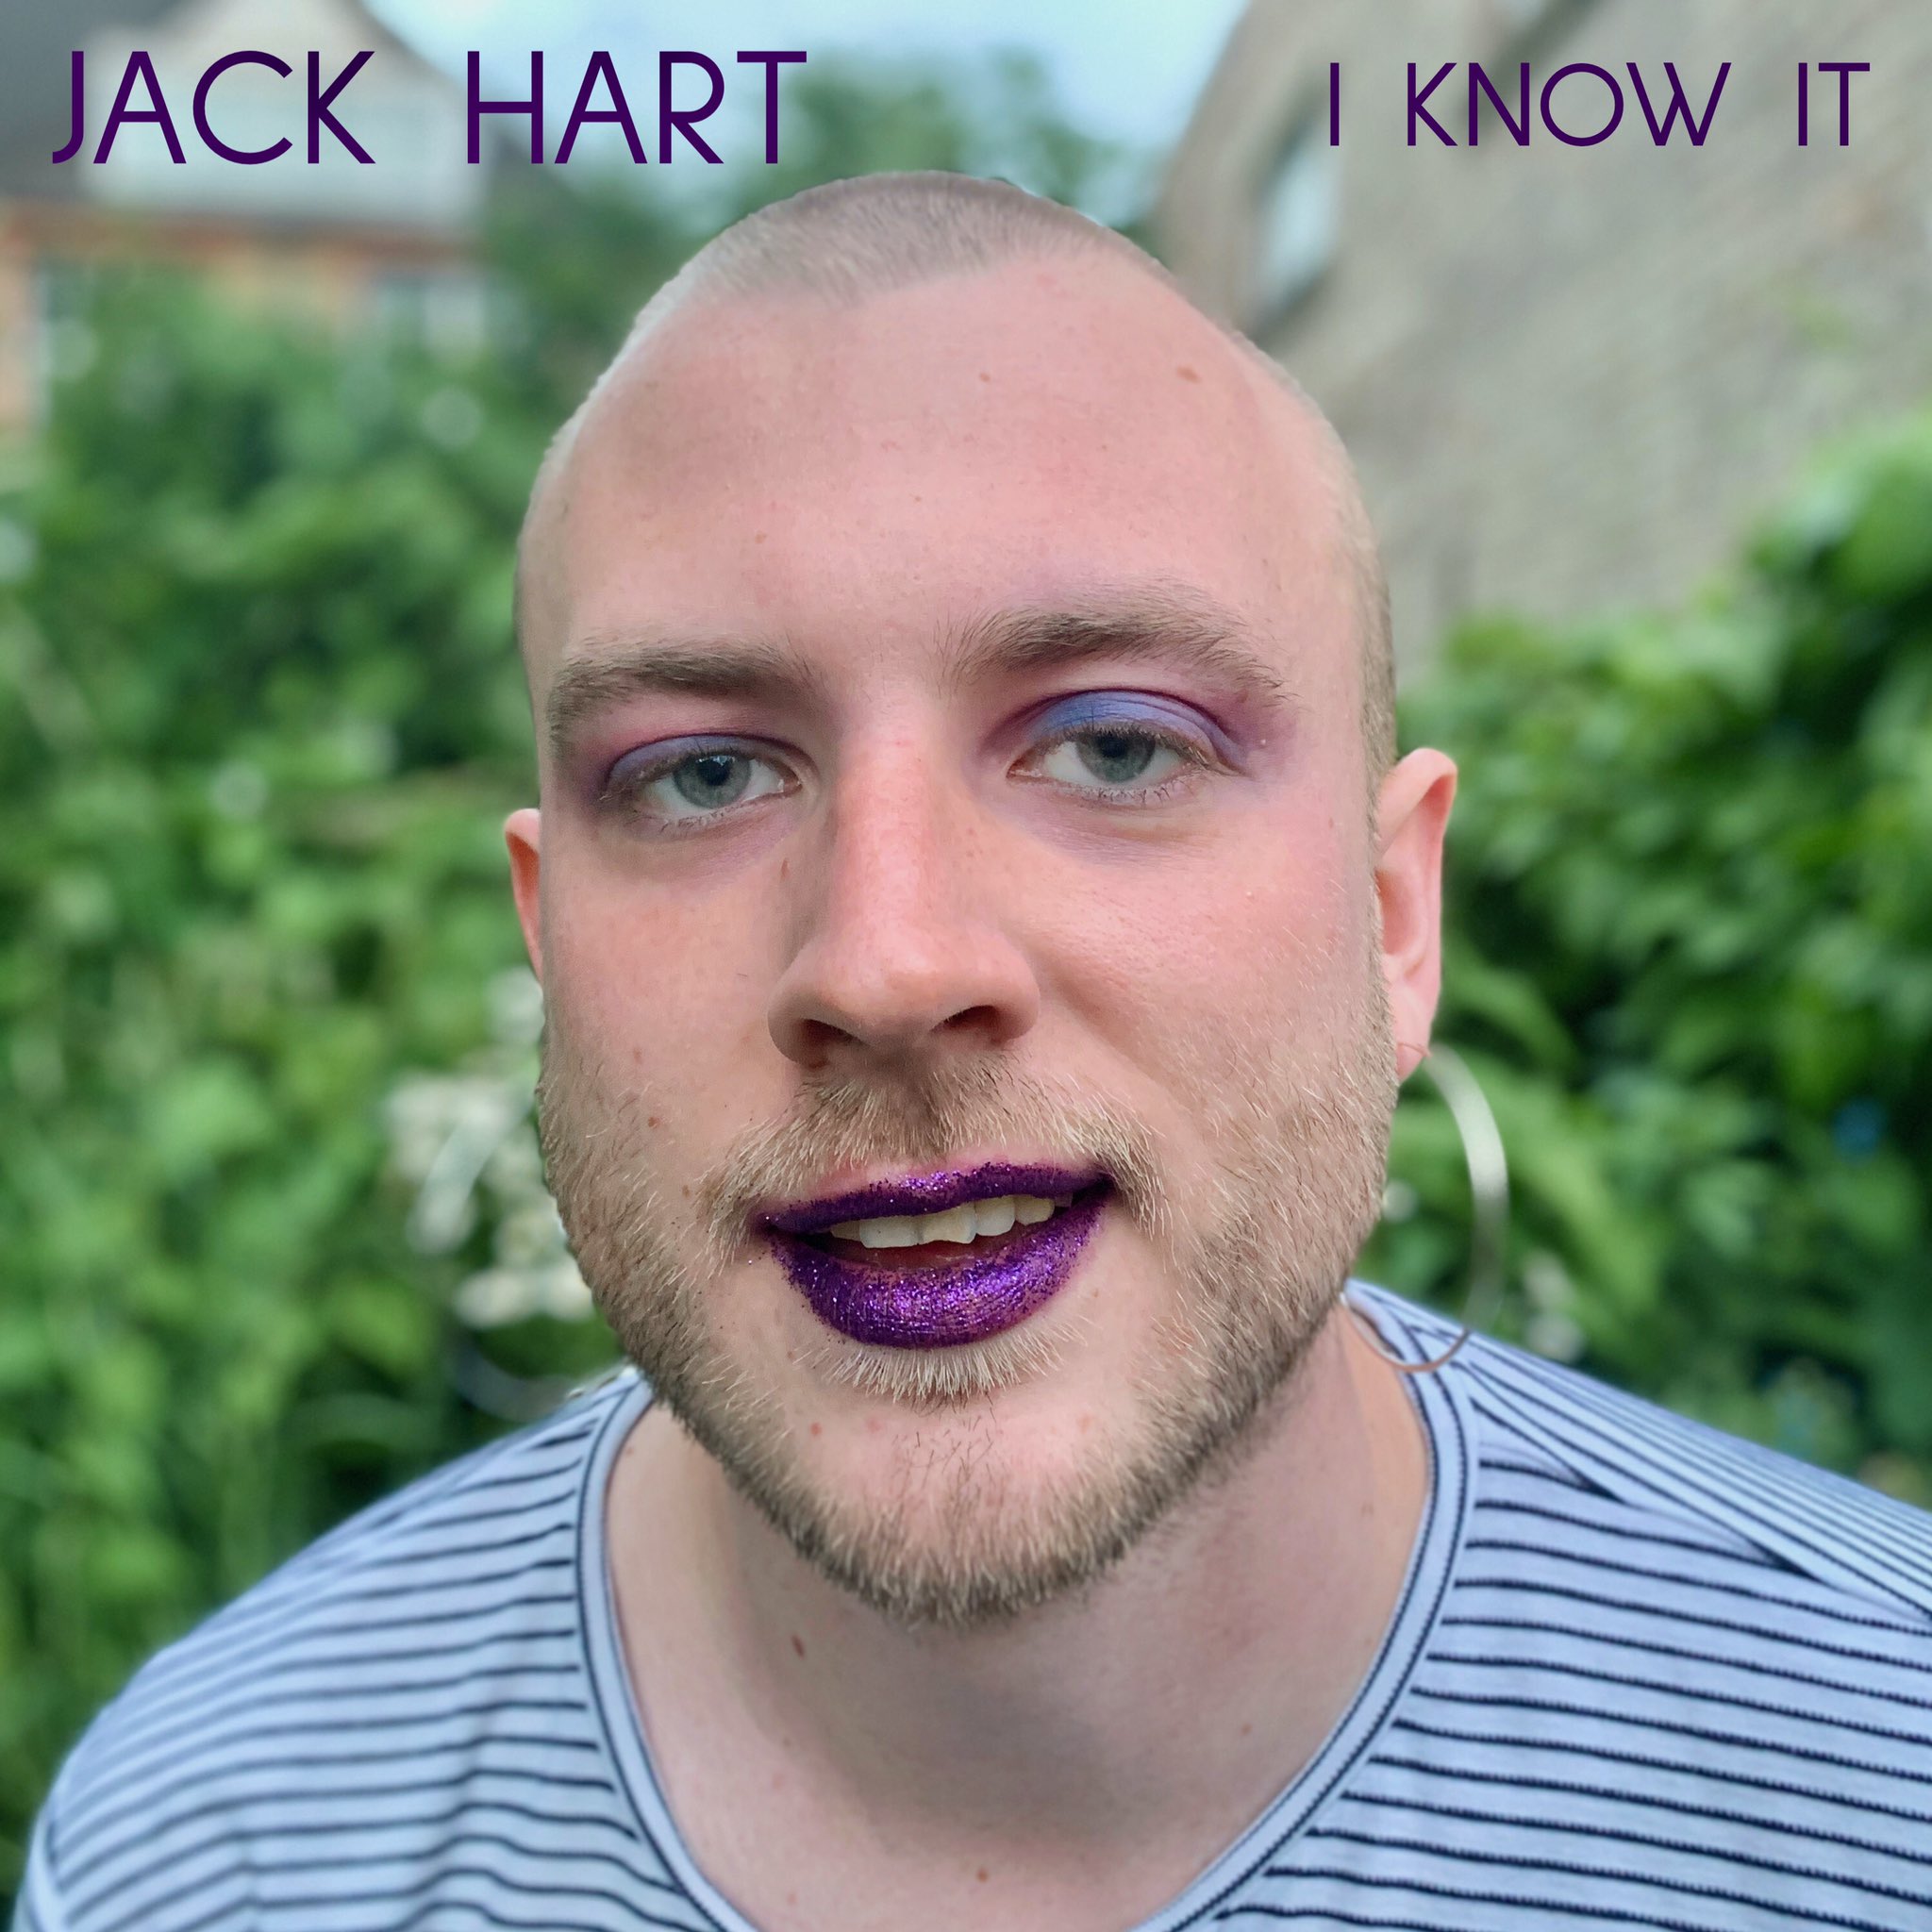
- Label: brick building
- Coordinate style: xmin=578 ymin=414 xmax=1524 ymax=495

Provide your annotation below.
xmin=0 ymin=0 xmax=486 ymax=439
xmin=1156 ymin=0 xmax=1932 ymax=670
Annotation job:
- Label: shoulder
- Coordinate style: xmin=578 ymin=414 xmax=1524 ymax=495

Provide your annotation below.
xmin=1378 ymin=1284 xmax=1932 ymax=1796
xmin=21 ymin=1372 xmax=646 ymax=1932
xmin=1353 ymin=1280 xmax=1932 ymax=1626
xmin=1304 ymin=1287 xmax=1932 ymax=1921
xmin=1450 ymin=1316 xmax=1932 ymax=1629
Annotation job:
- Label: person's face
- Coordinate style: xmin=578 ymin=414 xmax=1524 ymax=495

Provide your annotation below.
xmin=507 ymin=254 xmax=1452 ymax=1629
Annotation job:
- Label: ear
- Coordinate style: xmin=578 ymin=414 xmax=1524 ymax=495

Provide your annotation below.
xmin=1374 ymin=749 xmax=1457 ymax=1083
xmin=504 ymin=808 xmax=543 ymax=986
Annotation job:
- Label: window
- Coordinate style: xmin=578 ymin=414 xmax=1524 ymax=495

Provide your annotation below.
xmin=1251 ymin=116 xmax=1339 ymax=328
xmin=372 ymin=269 xmax=491 ymax=357
xmin=29 ymin=257 xmax=101 ymax=422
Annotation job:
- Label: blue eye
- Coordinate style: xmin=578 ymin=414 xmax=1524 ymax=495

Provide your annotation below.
xmin=603 ymin=741 xmax=792 ymax=825
xmin=1036 ymin=729 xmax=1189 ymax=790
xmin=1022 ymin=694 xmax=1217 ymax=800
xmin=670 ymin=750 xmax=758 ymax=809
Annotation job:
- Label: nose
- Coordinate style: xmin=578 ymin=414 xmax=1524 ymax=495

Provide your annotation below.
xmin=765 ymin=736 xmax=1041 ymax=1071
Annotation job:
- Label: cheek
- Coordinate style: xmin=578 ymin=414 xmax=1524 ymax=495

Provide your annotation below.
xmin=541 ymin=863 xmax=774 ymax=1074
xmin=1051 ymin=827 xmax=1364 ymax=1038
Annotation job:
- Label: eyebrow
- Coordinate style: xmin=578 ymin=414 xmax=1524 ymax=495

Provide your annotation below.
xmin=544 ymin=585 xmax=1293 ymax=764
xmin=941 ymin=589 xmax=1294 ymax=714
xmin=546 ymin=635 xmax=828 ymax=764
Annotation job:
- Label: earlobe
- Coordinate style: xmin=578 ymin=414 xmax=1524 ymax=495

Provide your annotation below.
xmin=1374 ymin=750 xmax=1457 ymax=1082
xmin=504 ymin=808 xmax=543 ymax=986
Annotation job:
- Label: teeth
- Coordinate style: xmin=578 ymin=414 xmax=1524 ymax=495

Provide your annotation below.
xmin=824 ymin=1192 xmax=1068 ymax=1249
xmin=923 ymin=1205 xmax=977 ymax=1245
xmin=974 ymin=1196 xmax=1016 ymax=1237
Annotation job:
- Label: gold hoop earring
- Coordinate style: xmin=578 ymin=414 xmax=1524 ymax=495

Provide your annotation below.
xmin=1347 ymin=1041 xmax=1508 ymax=1375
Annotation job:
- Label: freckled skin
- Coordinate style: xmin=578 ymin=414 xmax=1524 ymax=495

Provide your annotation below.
xmin=504 ymin=249 xmax=1456 ymax=1932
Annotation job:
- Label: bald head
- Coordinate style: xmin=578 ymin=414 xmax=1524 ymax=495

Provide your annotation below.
xmin=516 ymin=172 xmax=1394 ymax=789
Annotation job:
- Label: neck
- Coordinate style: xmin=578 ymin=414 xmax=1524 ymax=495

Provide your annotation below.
xmin=608 ymin=1298 xmax=1429 ymax=1887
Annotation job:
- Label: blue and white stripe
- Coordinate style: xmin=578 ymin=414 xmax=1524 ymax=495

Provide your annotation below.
xmin=16 ymin=1285 xmax=1932 ymax=1930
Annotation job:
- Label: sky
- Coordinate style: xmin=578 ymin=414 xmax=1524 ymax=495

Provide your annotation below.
xmin=373 ymin=0 xmax=1247 ymax=187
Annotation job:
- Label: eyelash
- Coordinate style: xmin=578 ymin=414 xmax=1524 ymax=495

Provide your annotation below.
xmin=599 ymin=713 xmax=1220 ymax=831
xmin=596 ymin=741 xmax=792 ymax=835
xmin=1017 ymin=718 xmax=1215 ymax=807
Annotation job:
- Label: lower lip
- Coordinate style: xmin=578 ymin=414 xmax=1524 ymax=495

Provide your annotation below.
xmin=769 ymin=1193 xmax=1108 ymax=1348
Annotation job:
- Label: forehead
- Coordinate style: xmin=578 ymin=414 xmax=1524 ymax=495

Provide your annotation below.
xmin=536 ymin=255 xmax=1346 ymax=703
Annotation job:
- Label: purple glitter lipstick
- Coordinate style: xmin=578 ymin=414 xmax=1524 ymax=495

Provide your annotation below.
xmin=760 ymin=1163 xmax=1109 ymax=1347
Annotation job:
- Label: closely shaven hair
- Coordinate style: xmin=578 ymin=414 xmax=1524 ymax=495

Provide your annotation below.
xmin=514 ymin=172 xmax=1398 ymax=791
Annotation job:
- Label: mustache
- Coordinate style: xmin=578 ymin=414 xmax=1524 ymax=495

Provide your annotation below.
xmin=692 ymin=1056 xmax=1168 ymax=1257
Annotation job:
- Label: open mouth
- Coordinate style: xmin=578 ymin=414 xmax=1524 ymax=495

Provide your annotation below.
xmin=761 ymin=1168 xmax=1113 ymax=1349
xmin=799 ymin=1186 xmax=1094 ymax=1267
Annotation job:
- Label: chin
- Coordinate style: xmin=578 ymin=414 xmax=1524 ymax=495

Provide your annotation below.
xmin=661 ymin=1257 xmax=1278 ymax=1633
xmin=737 ymin=1389 xmax=1180 ymax=1634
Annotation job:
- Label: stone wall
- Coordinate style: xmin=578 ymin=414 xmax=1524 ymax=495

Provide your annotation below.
xmin=1157 ymin=0 xmax=1932 ymax=672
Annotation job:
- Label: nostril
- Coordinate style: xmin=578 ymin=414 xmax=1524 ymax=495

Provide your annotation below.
xmin=941 ymin=1004 xmax=1006 ymax=1035
xmin=766 ymin=932 xmax=1041 ymax=1067
xmin=792 ymin=1015 xmax=867 ymax=1062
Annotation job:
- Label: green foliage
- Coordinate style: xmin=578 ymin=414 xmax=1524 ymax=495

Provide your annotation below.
xmin=0 ymin=55 xmax=1128 ymax=1905
xmin=1363 ymin=408 xmax=1932 ymax=1501
xmin=5 ymin=37 xmax=1929 ymax=1913
xmin=0 ymin=278 xmax=543 ymax=1888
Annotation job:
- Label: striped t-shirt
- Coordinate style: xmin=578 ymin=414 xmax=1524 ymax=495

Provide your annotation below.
xmin=15 ymin=1283 xmax=1932 ymax=1931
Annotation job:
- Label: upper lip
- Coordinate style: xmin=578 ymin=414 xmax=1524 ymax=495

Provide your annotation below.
xmin=759 ymin=1162 xmax=1108 ymax=1237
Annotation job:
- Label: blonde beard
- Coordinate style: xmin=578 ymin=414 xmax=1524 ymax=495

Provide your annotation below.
xmin=537 ymin=940 xmax=1397 ymax=1632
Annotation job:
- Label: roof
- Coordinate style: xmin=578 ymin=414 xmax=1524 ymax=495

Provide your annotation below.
xmin=0 ymin=0 xmax=463 ymax=206
xmin=0 ymin=0 xmax=180 ymax=197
